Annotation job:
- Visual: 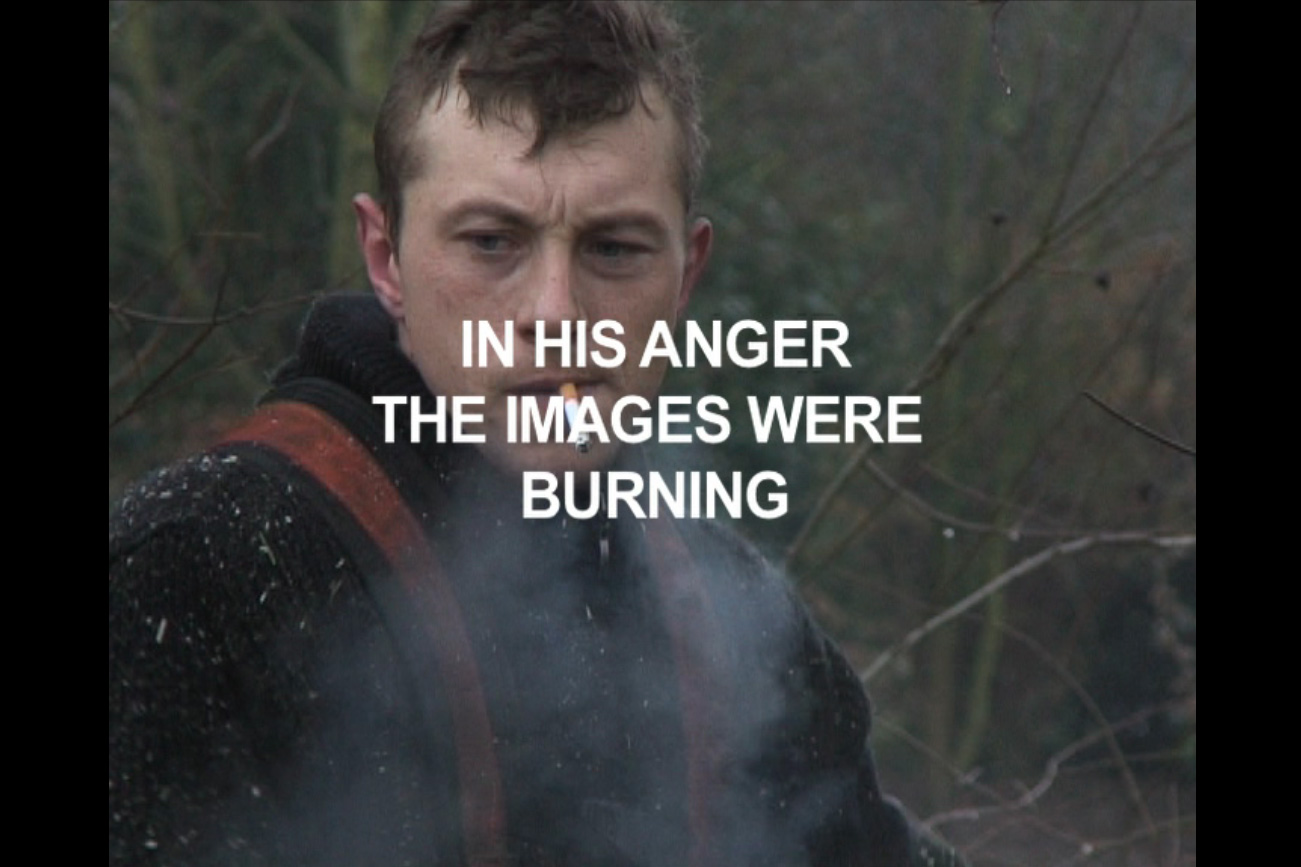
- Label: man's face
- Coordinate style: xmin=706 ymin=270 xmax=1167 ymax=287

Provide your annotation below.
xmin=356 ymin=84 xmax=712 ymax=477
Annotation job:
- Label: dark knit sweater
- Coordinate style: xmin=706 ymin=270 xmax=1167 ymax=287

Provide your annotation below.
xmin=108 ymin=294 xmax=922 ymax=866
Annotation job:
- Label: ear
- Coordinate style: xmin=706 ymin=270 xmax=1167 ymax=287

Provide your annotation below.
xmin=676 ymin=216 xmax=713 ymax=319
xmin=353 ymin=193 xmax=404 ymax=320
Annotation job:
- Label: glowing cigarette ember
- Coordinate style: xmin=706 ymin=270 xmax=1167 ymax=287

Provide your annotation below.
xmin=560 ymin=382 xmax=591 ymax=453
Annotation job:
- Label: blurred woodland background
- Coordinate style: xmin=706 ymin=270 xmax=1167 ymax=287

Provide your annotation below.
xmin=109 ymin=2 xmax=1196 ymax=864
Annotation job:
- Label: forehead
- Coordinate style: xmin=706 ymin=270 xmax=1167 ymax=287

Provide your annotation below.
xmin=403 ymin=84 xmax=687 ymax=223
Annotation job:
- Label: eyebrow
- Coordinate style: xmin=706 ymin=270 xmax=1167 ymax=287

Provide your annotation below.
xmin=438 ymin=199 xmax=534 ymax=235
xmin=438 ymin=198 xmax=672 ymax=244
xmin=583 ymin=213 xmax=671 ymax=245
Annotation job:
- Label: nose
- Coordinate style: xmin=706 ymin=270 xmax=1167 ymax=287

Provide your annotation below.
xmin=518 ymin=245 xmax=583 ymax=358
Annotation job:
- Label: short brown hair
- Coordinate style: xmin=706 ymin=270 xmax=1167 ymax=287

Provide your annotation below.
xmin=373 ymin=0 xmax=706 ymax=240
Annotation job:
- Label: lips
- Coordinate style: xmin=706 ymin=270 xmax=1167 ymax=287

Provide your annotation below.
xmin=506 ymin=377 xmax=602 ymax=396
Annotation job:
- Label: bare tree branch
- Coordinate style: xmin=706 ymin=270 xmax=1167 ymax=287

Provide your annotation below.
xmin=245 ymin=80 xmax=303 ymax=164
xmin=861 ymin=457 xmax=1188 ymax=542
xmin=1083 ymin=390 xmax=1196 ymax=458
xmin=1040 ymin=2 xmax=1143 ymax=232
xmin=923 ymin=704 xmax=1170 ymax=829
xmin=108 ymin=290 xmax=319 ymax=329
xmin=109 ymin=267 xmax=231 ymax=432
xmin=1058 ymin=816 xmax=1195 ymax=867
xmin=785 ymin=98 xmax=1196 ymax=572
xmin=860 ymin=532 xmax=1195 ymax=683
xmin=985 ymin=1 xmax=1014 ymax=96
xmin=252 ymin=3 xmax=363 ymax=114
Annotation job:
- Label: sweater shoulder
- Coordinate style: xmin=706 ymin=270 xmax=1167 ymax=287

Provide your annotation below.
xmin=111 ymin=448 xmax=297 ymax=560
xmin=108 ymin=443 xmax=365 ymax=651
xmin=108 ymin=446 xmax=416 ymax=864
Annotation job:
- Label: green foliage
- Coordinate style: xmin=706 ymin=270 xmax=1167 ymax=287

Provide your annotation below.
xmin=109 ymin=0 xmax=425 ymax=495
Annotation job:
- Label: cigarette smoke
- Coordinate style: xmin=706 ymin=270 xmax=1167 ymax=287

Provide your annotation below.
xmin=113 ymin=442 xmax=879 ymax=865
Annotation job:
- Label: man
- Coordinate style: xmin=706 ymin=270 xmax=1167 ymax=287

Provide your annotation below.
xmin=109 ymin=3 xmax=961 ymax=864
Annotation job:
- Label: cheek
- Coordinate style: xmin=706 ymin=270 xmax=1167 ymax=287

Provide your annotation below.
xmin=400 ymin=258 xmax=476 ymax=338
xmin=401 ymin=257 xmax=457 ymax=314
xmin=403 ymin=299 xmax=456 ymax=361
xmin=606 ymin=278 xmax=682 ymax=337
xmin=391 ymin=267 xmax=467 ymax=384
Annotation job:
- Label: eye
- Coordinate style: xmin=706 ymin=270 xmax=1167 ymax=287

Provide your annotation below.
xmin=589 ymin=239 xmax=635 ymax=259
xmin=583 ymin=236 xmax=655 ymax=278
xmin=468 ymin=233 xmax=511 ymax=254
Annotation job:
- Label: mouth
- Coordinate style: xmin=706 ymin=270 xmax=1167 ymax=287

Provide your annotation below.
xmin=506 ymin=377 xmax=602 ymax=397
xmin=500 ymin=379 xmax=600 ymax=455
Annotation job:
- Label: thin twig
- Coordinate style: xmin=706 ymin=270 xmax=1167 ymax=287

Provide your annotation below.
xmin=924 ymin=704 xmax=1169 ymax=829
xmin=1057 ymin=816 xmax=1195 ymax=867
xmin=862 ymin=458 xmax=1184 ymax=542
xmin=995 ymin=624 xmax=1160 ymax=840
xmin=245 ymin=80 xmax=303 ymax=164
xmin=875 ymin=715 xmax=1092 ymax=856
xmin=122 ymin=352 xmax=265 ymax=418
xmin=108 ymin=290 xmax=319 ymax=328
xmin=860 ymin=532 xmax=1195 ymax=683
xmin=1082 ymin=391 xmax=1196 ymax=458
xmin=253 ymin=3 xmax=364 ymax=114
xmin=863 ymin=455 xmax=1098 ymax=536
xmin=1164 ymin=781 xmax=1182 ymax=867
xmin=802 ymin=263 xmax=1172 ymax=578
xmin=783 ymin=10 xmax=1191 ymax=571
xmin=109 ymin=267 xmax=231 ymax=431
xmin=879 ymin=610 xmax=1178 ymax=848
xmin=1046 ymin=106 xmax=1195 ymax=250
xmin=987 ymin=1 xmax=1013 ymax=96
xmin=784 ymin=99 xmax=1196 ymax=572
xmin=1042 ymin=3 xmax=1144 ymax=232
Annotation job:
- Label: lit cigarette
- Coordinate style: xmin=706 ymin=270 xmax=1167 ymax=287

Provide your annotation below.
xmin=560 ymin=382 xmax=591 ymax=453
